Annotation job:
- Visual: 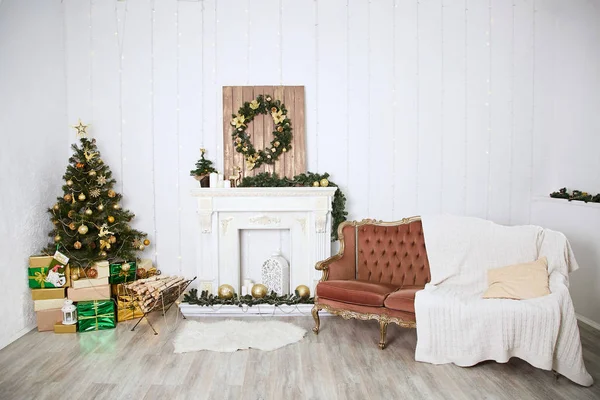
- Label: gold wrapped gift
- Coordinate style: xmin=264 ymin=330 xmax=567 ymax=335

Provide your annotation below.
xmin=117 ymin=295 xmax=144 ymax=322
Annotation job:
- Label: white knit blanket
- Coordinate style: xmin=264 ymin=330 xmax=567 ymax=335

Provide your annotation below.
xmin=415 ymin=215 xmax=593 ymax=386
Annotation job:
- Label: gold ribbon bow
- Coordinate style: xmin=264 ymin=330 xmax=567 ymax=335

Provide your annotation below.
xmin=28 ymin=269 xmax=48 ymax=288
xmin=99 ymin=239 xmax=111 ymax=250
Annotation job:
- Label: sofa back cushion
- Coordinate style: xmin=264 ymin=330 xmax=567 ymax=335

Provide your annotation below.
xmin=356 ymin=220 xmax=430 ymax=287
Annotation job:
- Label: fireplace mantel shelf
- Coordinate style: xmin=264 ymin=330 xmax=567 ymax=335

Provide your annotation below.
xmin=190 ymin=187 xmax=337 ymax=198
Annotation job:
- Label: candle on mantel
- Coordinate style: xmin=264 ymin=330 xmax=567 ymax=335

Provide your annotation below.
xmin=209 ymin=172 xmax=218 ymax=188
xmin=241 ymin=286 xmax=248 ymax=296
xmin=223 ymin=180 xmax=231 ymax=188
xmin=217 ymin=174 xmax=224 ymax=188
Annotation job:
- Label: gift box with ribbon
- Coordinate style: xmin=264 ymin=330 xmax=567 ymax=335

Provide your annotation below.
xmin=28 ymin=256 xmax=70 ymax=289
xmin=109 ymin=261 xmax=137 ymax=284
xmin=116 ymin=295 xmax=144 ymax=322
xmin=77 ymin=300 xmax=116 ymax=332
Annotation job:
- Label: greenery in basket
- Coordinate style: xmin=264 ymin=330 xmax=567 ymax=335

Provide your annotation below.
xmin=190 ymin=148 xmax=218 ymax=177
xmin=239 ymin=171 xmax=348 ymax=241
xmin=183 ymin=288 xmax=314 ymax=306
xmin=550 ymin=187 xmax=600 ymax=203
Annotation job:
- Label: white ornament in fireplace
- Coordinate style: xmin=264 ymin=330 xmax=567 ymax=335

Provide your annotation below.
xmin=191 ymin=187 xmax=336 ymax=296
xmin=261 ymin=251 xmax=290 ymax=295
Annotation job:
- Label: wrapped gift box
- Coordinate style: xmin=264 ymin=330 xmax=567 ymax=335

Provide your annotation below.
xmin=28 ymin=256 xmax=70 ymax=289
xmin=71 ymin=277 xmax=109 ymax=289
xmin=54 ymin=322 xmax=77 ymax=334
xmin=34 ymin=298 xmax=66 ymax=312
xmin=93 ymin=261 xmax=110 ymax=279
xmin=67 ymin=285 xmax=110 ymax=301
xmin=109 ymin=262 xmax=137 ymax=284
xmin=31 ymin=288 xmax=66 ymax=301
xmin=116 ymin=295 xmax=144 ymax=322
xmin=36 ymin=308 xmax=63 ymax=332
xmin=77 ymin=300 xmax=116 ymax=332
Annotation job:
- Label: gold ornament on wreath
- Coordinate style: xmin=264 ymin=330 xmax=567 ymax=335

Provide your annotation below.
xmin=230 ymin=94 xmax=292 ymax=171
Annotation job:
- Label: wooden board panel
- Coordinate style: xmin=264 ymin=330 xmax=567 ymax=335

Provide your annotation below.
xmin=223 ymin=86 xmax=306 ymax=179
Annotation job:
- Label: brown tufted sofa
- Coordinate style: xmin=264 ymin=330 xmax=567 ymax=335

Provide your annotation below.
xmin=312 ymin=217 xmax=431 ymax=349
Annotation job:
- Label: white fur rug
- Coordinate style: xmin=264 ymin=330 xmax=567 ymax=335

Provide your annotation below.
xmin=173 ymin=320 xmax=307 ymax=353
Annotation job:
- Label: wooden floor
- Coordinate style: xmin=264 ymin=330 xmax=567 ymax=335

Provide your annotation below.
xmin=0 ymin=313 xmax=598 ymax=400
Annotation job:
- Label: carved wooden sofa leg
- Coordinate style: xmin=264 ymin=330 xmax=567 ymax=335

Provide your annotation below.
xmin=312 ymin=305 xmax=320 ymax=334
xmin=379 ymin=320 xmax=388 ymax=350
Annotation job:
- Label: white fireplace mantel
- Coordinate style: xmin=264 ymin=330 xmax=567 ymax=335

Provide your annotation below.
xmin=191 ymin=187 xmax=337 ymax=296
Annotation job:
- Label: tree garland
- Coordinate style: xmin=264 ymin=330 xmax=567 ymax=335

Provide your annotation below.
xmin=239 ymin=171 xmax=348 ymax=241
xmin=183 ymin=288 xmax=314 ymax=307
xmin=231 ymin=94 xmax=292 ymax=171
xmin=550 ymin=187 xmax=600 ymax=203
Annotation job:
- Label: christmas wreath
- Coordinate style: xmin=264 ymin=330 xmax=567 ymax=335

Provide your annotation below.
xmin=231 ymin=94 xmax=292 ymax=171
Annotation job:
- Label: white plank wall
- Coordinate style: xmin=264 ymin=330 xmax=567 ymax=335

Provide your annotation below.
xmin=61 ymin=0 xmax=590 ymax=276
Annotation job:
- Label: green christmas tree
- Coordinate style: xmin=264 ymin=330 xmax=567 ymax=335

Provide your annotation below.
xmin=44 ymin=129 xmax=148 ymax=270
xmin=190 ymin=148 xmax=217 ymax=177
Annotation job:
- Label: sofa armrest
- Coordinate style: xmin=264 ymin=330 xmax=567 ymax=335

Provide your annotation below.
xmin=315 ymin=254 xmax=355 ymax=282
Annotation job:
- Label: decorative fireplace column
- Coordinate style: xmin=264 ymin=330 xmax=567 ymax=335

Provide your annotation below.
xmin=191 ymin=187 xmax=337 ymax=296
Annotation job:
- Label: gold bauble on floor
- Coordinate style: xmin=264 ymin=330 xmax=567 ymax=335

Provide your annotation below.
xmin=251 ymin=283 xmax=268 ymax=299
xmin=218 ymin=284 xmax=235 ymax=300
xmin=295 ymin=285 xmax=311 ymax=299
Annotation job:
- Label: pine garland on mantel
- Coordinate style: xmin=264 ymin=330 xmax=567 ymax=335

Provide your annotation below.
xmin=183 ymin=288 xmax=314 ymax=307
xmin=238 ymin=171 xmax=348 ymax=241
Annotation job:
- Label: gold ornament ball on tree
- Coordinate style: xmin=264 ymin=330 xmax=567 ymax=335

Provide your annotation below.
xmin=54 ymin=235 xmax=61 ymax=243
xmin=282 ymin=148 xmax=287 ymax=152
xmin=143 ymin=239 xmax=150 ymax=246
xmin=73 ymin=241 xmax=82 ymax=249
xmin=85 ymin=208 xmax=92 ymax=216
xmin=121 ymin=263 xmax=131 ymax=272
xmin=69 ymin=222 xmax=76 ymax=231
xmin=70 ymin=273 xmax=79 ymax=281
xmin=78 ymin=224 xmax=89 ymax=235
xmin=251 ymin=283 xmax=268 ymax=299
xmin=218 ymin=284 xmax=235 ymax=300
xmin=64 ymin=194 xmax=72 ymax=202
xmin=312 ymin=181 xmax=320 ymax=187
xmin=295 ymin=285 xmax=311 ymax=299
xmin=113 ymin=203 xmax=121 ymax=210
xmin=68 ymin=210 xmax=75 ymax=218
xmin=108 ymin=189 xmax=116 ymax=198
xmin=97 ymin=204 xmax=104 ymax=211
xmin=107 ymin=216 xmax=115 ymax=223
xmin=99 ymin=251 xmax=107 ymax=257
xmin=53 ymin=203 xmax=59 ymax=211
xmin=66 ymin=180 xmax=73 ymax=186
xmin=139 ymin=244 xmax=145 ymax=251
xmin=136 ymin=267 xmax=146 ymax=279
xmin=88 ymin=170 xmax=96 ymax=177
xmin=109 ymin=235 xmax=116 ymax=244
xmin=78 ymin=193 xmax=86 ymax=201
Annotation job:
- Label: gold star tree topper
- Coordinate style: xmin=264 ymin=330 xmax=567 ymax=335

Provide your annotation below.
xmin=72 ymin=119 xmax=89 ymax=138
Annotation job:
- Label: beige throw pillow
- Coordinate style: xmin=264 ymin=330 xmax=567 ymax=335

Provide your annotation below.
xmin=482 ymin=257 xmax=550 ymax=300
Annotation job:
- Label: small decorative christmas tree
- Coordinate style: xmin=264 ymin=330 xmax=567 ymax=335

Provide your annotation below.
xmin=190 ymin=148 xmax=217 ymax=187
xmin=43 ymin=121 xmax=148 ymax=270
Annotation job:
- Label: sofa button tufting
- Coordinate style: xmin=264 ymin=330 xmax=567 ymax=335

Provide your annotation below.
xmin=405 ymin=252 xmax=408 ymax=257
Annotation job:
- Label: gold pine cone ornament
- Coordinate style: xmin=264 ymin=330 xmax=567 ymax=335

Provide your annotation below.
xmin=218 ymin=284 xmax=235 ymax=300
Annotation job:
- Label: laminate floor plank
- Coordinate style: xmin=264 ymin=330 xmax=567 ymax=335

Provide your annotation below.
xmin=0 ymin=315 xmax=598 ymax=400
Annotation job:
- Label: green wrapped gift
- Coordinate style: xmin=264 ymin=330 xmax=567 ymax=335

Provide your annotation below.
xmin=109 ymin=262 xmax=137 ymax=284
xmin=77 ymin=300 xmax=116 ymax=332
xmin=28 ymin=263 xmax=68 ymax=289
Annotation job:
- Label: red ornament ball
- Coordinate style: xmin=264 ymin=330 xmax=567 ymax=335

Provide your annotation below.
xmin=85 ymin=268 xmax=98 ymax=279
xmin=136 ymin=267 xmax=147 ymax=279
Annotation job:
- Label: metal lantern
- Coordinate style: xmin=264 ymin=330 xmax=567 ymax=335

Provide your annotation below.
xmin=61 ymin=299 xmax=77 ymax=325
xmin=261 ymin=251 xmax=290 ymax=295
